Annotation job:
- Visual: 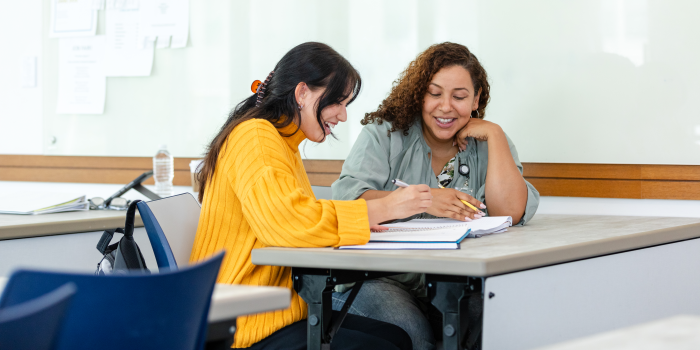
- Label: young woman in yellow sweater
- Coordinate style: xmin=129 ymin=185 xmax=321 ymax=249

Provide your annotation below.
xmin=191 ymin=42 xmax=432 ymax=349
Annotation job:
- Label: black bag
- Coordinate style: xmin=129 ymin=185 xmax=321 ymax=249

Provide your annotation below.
xmin=95 ymin=200 xmax=149 ymax=275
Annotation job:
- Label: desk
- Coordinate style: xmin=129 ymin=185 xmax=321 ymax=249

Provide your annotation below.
xmin=538 ymin=315 xmax=700 ymax=350
xmin=0 ymin=210 xmax=144 ymax=241
xmin=252 ymin=214 xmax=700 ymax=350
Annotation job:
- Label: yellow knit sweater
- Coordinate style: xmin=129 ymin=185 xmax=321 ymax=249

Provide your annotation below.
xmin=190 ymin=119 xmax=370 ymax=348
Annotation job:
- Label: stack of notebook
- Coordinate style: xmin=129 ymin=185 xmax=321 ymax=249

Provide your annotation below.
xmin=339 ymin=216 xmax=513 ymax=250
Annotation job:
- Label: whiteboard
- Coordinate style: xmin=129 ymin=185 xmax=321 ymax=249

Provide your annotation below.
xmin=6 ymin=0 xmax=700 ymax=164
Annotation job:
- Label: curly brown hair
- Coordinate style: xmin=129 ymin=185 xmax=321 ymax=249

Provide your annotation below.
xmin=361 ymin=42 xmax=490 ymax=135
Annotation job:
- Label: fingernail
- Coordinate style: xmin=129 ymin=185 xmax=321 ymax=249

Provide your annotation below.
xmin=464 ymin=217 xmax=472 ymax=222
xmin=480 ymin=204 xmax=486 ymax=209
xmin=473 ymin=214 xmax=483 ymax=219
xmin=479 ymin=211 xmax=485 ymax=215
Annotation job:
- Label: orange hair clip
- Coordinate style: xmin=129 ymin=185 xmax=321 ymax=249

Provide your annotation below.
xmin=251 ymin=80 xmax=262 ymax=93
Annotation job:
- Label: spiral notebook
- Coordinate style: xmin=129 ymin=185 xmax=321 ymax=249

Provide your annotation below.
xmin=339 ymin=216 xmax=513 ymax=250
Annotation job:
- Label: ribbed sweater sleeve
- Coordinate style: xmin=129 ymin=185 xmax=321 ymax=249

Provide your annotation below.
xmin=226 ymin=121 xmax=370 ymax=248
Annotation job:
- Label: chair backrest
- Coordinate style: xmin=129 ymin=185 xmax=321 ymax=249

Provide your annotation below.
xmin=0 ymin=283 xmax=76 ymax=350
xmin=137 ymin=193 xmax=201 ymax=270
xmin=0 ymin=252 xmax=224 ymax=350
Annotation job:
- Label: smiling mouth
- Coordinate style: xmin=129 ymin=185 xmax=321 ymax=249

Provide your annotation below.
xmin=434 ymin=117 xmax=456 ymax=128
xmin=323 ymin=121 xmax=336 ymax=134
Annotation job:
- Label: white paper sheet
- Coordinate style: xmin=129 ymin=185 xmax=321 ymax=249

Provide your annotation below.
xmin=138 ymin=0 xmax=189 ymax=49
xmin=49 ymin=0 xmax=97 ymax=38
xmin=56 ymin=36 xmax=106 ymax=114
xmin=105 ymin=7 xmax=154 ymax=76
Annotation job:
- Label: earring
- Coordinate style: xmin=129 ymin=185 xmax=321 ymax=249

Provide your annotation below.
xmin=298 ymin=102 xmax=303 ymax=110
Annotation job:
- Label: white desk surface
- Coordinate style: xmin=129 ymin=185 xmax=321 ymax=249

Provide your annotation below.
xmin=538 ymin=315 xmax=700 ymax=350
xmin=252 ymin=214 xmax=700 ymax=277
xmin=0 ymin=276 xmax=290 ymax=322
xmin=0 ymin=181 xmax=192 ymax=240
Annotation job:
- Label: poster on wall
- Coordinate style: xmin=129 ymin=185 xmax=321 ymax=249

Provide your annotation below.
xmin=56 ymin=36 xmax=106 ymax=114
xmin=105 ymin=6 xmax=155 ymax=76
xmin=49 ymin=0 xmax=98 ymax=37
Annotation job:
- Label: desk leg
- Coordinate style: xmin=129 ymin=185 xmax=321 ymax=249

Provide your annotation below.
xmin=292 ymin=268 xmax=399 ymax=350
xmin=427 ymin=275 xmax=484 ymax=350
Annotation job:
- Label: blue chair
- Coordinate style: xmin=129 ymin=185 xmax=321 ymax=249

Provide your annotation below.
xmin=137 ymin=193 xmax=201 ymax=271
xmin=0 ymin=252 xmax=224 ymax=350
xmin=0 ymin=283 xmax=76 ymax=350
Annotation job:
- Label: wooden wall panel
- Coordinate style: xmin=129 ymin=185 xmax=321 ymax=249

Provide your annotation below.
xmin=1 ymin=156 xmax=699 ymax=200
xmin=523 ymin=163 xmax=641 ymax=180
xmin=524 ymin=178 xmax=642 ymax=199
xmin=642 ymin=181 xmax=700 ymax=200
xmin=641 ymin=165 xmax=700 ymax=181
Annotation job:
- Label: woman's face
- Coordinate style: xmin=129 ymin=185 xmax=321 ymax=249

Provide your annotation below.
xmin=296 ymin=84 xmax=352 ymax=142
xmin=421 ymin=65 xmax=480 ymax=142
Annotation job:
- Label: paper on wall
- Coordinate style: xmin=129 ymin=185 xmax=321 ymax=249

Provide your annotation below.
xmin=107 ymin=0 xmax=140 ymax=10
xmin=56 ymin=36 xmax=106 ymax=114
xmin=138 ymin=0 xmax=189 ymax=49
xmin=49 ymin=0 xmax=97 ymax=37
xmin=105 ymin=7 xmax=154 ymax=76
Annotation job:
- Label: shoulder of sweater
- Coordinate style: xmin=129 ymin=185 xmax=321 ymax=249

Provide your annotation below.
xmin=221 ymin=119 xmax=288 ymax=166
xmin=232 ymin=118 xmax=279 ymax=136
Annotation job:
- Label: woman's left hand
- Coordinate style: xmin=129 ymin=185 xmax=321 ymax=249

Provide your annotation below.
xmin=454 ymin=118 xmax=502 ymax=151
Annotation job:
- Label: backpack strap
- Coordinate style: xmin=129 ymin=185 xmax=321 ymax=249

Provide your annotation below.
xmin=96 ymin=228 xmax=124 ymax=255
xmin=123 ymin=200 xmax=142 ymax=238
xmin=113 ymin=200 xmax=149 ymax=272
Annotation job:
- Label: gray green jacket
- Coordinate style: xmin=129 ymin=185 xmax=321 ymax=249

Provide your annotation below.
xmin=331 ymin=120 xmax=540 ymax=295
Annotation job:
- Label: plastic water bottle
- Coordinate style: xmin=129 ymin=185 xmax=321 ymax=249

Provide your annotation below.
xmin=153 ymin=145 xmax=174 ymax=197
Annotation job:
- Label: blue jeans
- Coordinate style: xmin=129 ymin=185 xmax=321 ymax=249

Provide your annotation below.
xmin=332 ymin=280 xmax=436 ymax=350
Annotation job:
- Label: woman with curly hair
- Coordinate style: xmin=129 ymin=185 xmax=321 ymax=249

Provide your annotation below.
xmin=330 ymin=42 xmax=540 ymax=350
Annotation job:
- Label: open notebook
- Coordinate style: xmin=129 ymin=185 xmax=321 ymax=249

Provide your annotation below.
xmin=339 ymin=216 xmax=513 ymax=250
xmin=0 ymin=193 xmax=88 ymax=215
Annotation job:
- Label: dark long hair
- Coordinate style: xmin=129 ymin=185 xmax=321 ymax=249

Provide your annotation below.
xmin=197 ymin=42 xmax=361 ymax=201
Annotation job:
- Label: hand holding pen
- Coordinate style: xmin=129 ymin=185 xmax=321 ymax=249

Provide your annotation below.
xmin=385 ymin=179 xmax=433 ymax=218
xmin=394 ymin=179 xmax=485 ymax=222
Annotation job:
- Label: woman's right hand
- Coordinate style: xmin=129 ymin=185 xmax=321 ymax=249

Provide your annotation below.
xmin=386 ymin=185 xmax=433 ymax=219
xmin=425 ymin=188 xmax=485 ymax=221
xmin=366 ymin=185 xmax=432 ymax=226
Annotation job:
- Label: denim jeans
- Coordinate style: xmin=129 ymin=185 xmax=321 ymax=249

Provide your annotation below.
xmin=332 ymin=280 xmax=436 ymax=350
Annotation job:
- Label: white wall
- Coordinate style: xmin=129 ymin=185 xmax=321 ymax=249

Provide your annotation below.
xmin=3 ymin=0 xmax=700 ymax=164
xmin=0 ymin=0 xmax=43 ymax=154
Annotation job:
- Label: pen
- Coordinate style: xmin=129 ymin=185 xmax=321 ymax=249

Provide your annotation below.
xmin=392 ymin=179 xmax=410 ymax=188
xmin=438 ymin=183 xmax=482 ymax=213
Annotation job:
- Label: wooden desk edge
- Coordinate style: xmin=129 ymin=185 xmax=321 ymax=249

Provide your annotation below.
xmin=252 ymin=221 xmax=700 ymax=277
xmin=0 ymin=215 xmax=144 ymax=241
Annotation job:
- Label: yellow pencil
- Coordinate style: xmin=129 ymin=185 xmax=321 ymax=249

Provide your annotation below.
xmin=438 ymin=183 xmax=480 ymax=212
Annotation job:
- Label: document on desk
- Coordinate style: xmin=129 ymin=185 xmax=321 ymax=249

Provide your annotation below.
xmin=338 ymin=216 xmax=513 ymax=250
xmin=138 ymin=0 xmax=189 ymax=49
xmin=56 ymin=36 xmax=106 ymax=114
xmin=49 ymin=0 xmax=98 ymax=38
xmin=105 ymin=6 xmax=155 ymax=76
xmin=0 ymin=192 xmax=88 ymax=215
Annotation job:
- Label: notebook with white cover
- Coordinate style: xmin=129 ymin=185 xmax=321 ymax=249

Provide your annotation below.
xmin=377 ymin=216 xmax=513 ymax=240
xmin=338 ymin=216 xmax=513 ymax=250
